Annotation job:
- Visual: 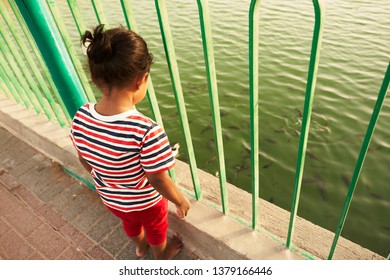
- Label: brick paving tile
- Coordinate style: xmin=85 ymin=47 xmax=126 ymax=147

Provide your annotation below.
xmin=0 ymin=186 xmax=20 ymax=215
xmin=57 ymin=246 xmax=90 ymax=260
xmin=60 ymin=223 xmax=95 ymax=253
xmin=5 ymin=205 xmax=44 ymax=237
xmin=87 ymin=245 xmax=113 ymax=260
xmin=100 ymin=224 xmax=130 ymax=257
xmin=87 ymin=211 xmax=121 ymax=243
xmin=0 ymin=229 xmax=35 ymax=259
xmin=28 ymin=223 xmax=69 ymax=259
xmin=0 ymin=170 xmax=21 ymax=191
xmin=0 ymin=218 xmax=11 ymax=237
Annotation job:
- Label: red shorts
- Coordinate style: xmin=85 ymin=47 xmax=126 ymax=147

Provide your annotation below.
xmin=106 ymin=198 xmax=168 ymax=246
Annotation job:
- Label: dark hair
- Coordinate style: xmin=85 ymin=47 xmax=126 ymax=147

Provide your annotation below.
xmin=81 ymin=24 xmax=153 ymax=89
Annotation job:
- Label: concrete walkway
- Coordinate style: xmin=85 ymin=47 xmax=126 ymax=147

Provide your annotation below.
xmin=0 ymin=127 xmax=198 ymax=260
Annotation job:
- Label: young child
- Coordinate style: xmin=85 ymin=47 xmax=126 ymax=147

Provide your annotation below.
xmin=70 ymin=24 xmax=191 ymax=260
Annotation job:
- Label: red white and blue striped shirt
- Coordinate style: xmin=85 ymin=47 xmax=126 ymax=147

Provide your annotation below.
xmin=70 ymin=103 xmax=175 ymax=212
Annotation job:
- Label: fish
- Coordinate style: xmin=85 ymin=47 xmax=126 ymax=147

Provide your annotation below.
xmin=341 ymin=174 xmax=351 ymax=188
xmin=264 ymin=138 xmax=277 ymax=144
xmin=295 ymin=108 xmax=303 ymax=118
xmin=306 ymin=150 xmax=319 ymax=161
xmin=262 ymin=163 xmax=273 ymax=169
xmin=274 ymin=127 xmax=285 ymax=133
xmin=228 ymin=125 xmax=241 ymax=131
xmin=369 ymin=192 xmax=387 ymax=202
xmin=382 ymin=226 xmax=390 ymax=231
xmin=304 ymin=175 xmax=327 ymax=200
xmin=201 ymin=124 xmax=214 ymax=134
xmin=220 ymin=110 xmax=229 ymax=117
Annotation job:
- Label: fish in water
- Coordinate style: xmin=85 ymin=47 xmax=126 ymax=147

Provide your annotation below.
xmin=228 ymin=125 xmax=240 ymax=131
xmin=264 ymin=138 xmax=277 ymax=144
xmin=304 ymin=175 xmax=327 ymax=200
xmin=201 ymin=124 xmax=214 ymax=134
xmin=341 ymin=174 xmax=351 ymax=188
xmin=306 ymin=150 xmax=319 ymax=161
xmin=369 ymin=192 xmax=388 ymax=202
xmin=262 ymin=163 xmax=273 ymax=169
xmin=171 ymin=143 xmax=180 ymax=158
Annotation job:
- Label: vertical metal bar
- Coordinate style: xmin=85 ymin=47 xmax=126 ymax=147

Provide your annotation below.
xmin=119 ymin=0 xmax=164 ymax=129
xmin=249 ymin=0 xmax=260 ymax=229
xmin=46 ymin=0 xmax=97 ymax=103
xmin=119 ymin=0 xmax=177 ymax=183
xmin=15 ymin=0 xmax=88 ymax=118
xmin=8 ymin=0 xmax=71 ymax=123
xmin=328 ymin=62 xmax=390 ymax=260
xmin=0 ymin=34 xmax=41 ymax=114
xmin=0 ymin=75 xmax=10 ymax=98
xmin=0 ymin=61 xmax=22 ymax=104
xmin=91 ymin=0 xmax=108 ymax=25
xmin=154 ymin=0 xmax=201 ymax=200
xmin=66 ymin=0 xmax=87 ymax=36
xmin=196 ymin=0 xmax=228 ymax=214
xmin=286 ymin=0 xmax=325 ymax=248
xmin=0 ymin=1 xmax=67 ymax=126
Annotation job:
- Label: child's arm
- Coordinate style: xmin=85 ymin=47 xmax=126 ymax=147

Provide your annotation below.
xmin=77 ymin=152 xmax=92 ymax=173
xmin=146 ymin=171 xmax=191 ymax=218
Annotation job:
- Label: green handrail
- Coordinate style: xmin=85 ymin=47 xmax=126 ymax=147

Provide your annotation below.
xmin=196 ymin=0 xmax=228 ymax=214
xmin=15 ymin=0 xmax=88 ymax=118
xmin=0 ymin=57 xmax=23 ymax=105
xmin=67 ymin=0 xmax=87 ymax=36
xmin=0 ymin=33 xmax=41 ymax=114
xmin=286 ymin=0 xmax=325 ymax=248
xmin=0 ymin=1 xmax=67 ymax=126
xmin=7 ymin=0 xmax=71 ymax=123
xmin=249 ymin=0 xmax=261 ymax=229
xmin=46 ymin=0 xmax=96 ymax=103
xmin=119 ymin=0 xmax=177 ymax=183
xmin=154 ymin=0 xmax=201 ymax=200
xmin=328 ymin=62 xmax=390 ymax=260
xmin=91 ymin=0 xmax=108 ymax=25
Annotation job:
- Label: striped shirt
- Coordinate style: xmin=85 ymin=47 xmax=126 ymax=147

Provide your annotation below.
xmin=69 ymin=103 xmax=175 ymax=212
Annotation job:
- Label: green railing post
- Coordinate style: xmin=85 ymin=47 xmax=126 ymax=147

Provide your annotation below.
xmin=46 ymin=0 xmax=96 ymax=103
xmin=155 ymin=0 xmax=201 ymax=200
xmin=91 ymin=0 xmax=108 ymax=25
xmin=0 ymin=50 xmax=28 ymax=107
xmin=119 ymin=0 xmax=177 ymax=183
xmin=7 ymin=0 xmax=71 ymax=123
xmin=249 ymin=0 xmax=261 ymax=229
xmin=286 ymin=0 xmax=325 ymax=248
xmin=196 ymin=0 xmax=228 ymax=214
xmin=15 ymin=0 xmax=88 ymax=118
xmin=67 ymin=0 xmax=87 ymax=36
xmin=0 ymin=1 xmax=67 ymax=126
xmin=328 ymin=62 xmax=390 ymax=260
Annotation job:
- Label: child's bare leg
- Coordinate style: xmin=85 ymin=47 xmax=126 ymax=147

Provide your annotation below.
xmin=130 ymin=229 xmax=149 ymax=258
xmin=151 ymin=233 xmax=183 ymax=260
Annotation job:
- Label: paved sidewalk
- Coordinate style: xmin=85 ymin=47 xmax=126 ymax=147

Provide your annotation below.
xmin=0 ymin=127 xmax=198 ymax=260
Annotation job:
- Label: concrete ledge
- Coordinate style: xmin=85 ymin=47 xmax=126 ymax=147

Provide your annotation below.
xmin=0 ymin=95 xmax=384 ymax=260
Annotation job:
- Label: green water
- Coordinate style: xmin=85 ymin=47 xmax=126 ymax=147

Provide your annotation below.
xmin=58 ymin=0 xmax=389 ymax=256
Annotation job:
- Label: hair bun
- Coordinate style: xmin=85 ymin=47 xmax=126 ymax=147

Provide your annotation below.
xmin=82 ymin=24 xmax=113 ymax=64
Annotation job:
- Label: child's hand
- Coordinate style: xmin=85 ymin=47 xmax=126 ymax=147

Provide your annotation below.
xmin=175 ymin=197 xmax=191 ymax=218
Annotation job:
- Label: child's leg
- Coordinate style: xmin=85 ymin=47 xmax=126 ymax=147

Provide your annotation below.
xmin=150 ymin=232 xmax=183 ymax=260
xmin=105 ymin=206 xmax=149 ymax=258
xmin=129 ymin=228 xmax=149 ymax=258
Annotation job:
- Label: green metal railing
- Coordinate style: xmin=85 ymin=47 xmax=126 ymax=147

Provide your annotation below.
xmin=286 ymin=0 xmax=325 ymax=249
xmin=0 ymin=0 xmax=388 ymax=259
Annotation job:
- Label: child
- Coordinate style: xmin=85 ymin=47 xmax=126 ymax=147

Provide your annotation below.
xmin=70 ymin=24 xmax=191 ymax=260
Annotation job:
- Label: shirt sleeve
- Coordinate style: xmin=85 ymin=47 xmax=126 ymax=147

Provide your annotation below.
xmin=140 ymin=123 xmax=175 ymax=174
